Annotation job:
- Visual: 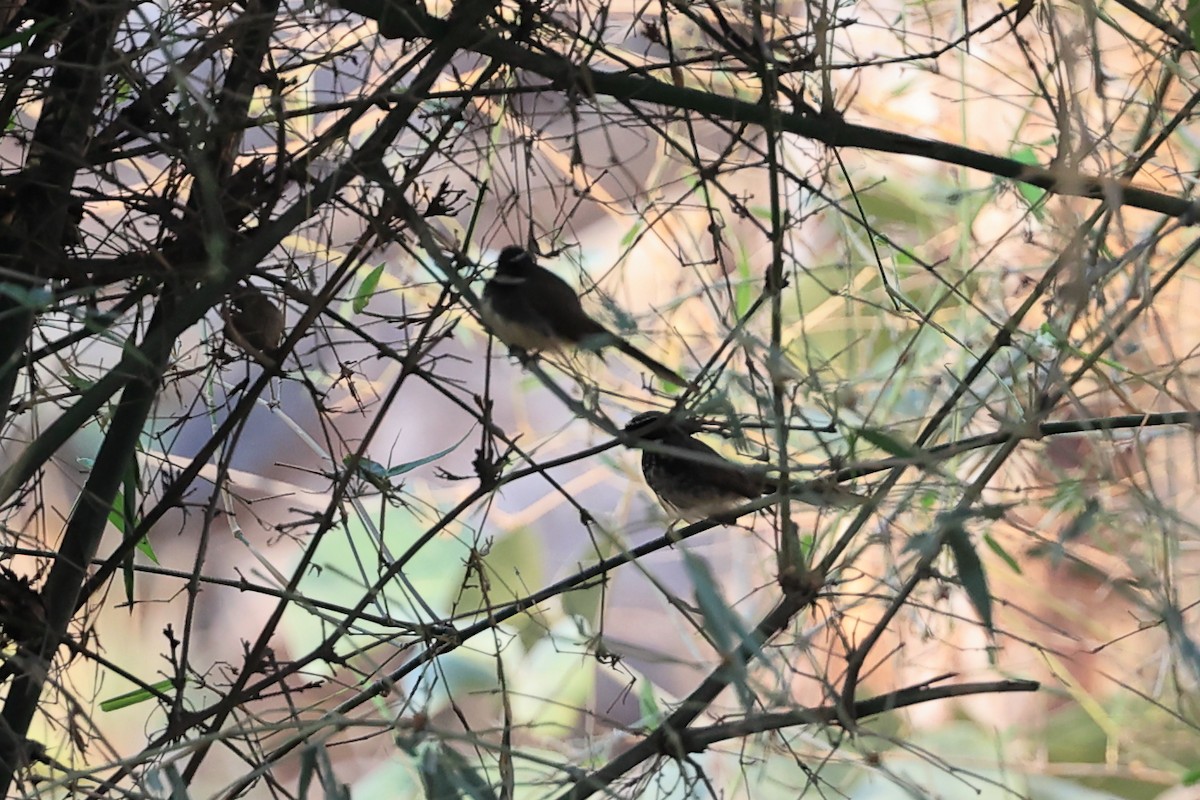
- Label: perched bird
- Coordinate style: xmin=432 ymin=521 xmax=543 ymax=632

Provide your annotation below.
xmin=224 ymin=283 xmax=285 ymax=365
xmin=480 ymin=245 xmax=686 ymax=385
xmin=623 ymin=411 xmax=865 ymax=522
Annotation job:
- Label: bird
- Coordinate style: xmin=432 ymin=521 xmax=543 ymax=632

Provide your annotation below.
xmin=480 ymin=245 xmax=687 ymax=385
xmin=623 ymin=411 xmax=865 ymax=523
xmin=224 ymin=283 xmax=285 ymax=365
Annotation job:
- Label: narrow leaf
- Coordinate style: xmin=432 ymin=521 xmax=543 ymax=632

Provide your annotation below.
xmin=164 ymin=764 xmax=190 ymax=800
xmin=685 ymin=552 xmax=756 ymax=709
xmin=735 ymin=250 xmax=753 ymax=316
xmin=857 ymin=427 xmax=922 ymax=459
xmin=946 ymin=525 xmax=994 ymax=633
xmin=983 ymin=533 xmax=1021 ymax=574
xmin=1059 ymin=497 xmax=1100 ymax=544
xmin=902 ymin=531 xmax=940 ymax=558
xmin=383 ymin=430 xmax=471 ymax=477
xmin=411 ymin=740 xmax=498 ymax=800
xmin=101 ymin=678 xmax=178 ymax=712
xmin=297 ymin=745 xmax=317 ymax=800
xmin=0 ymin=283 xmax=54 ymax=310
xmin=314 ymin=744 xmax=351 ymax=800
xmin=1188 ymin=0 xmax=1200 ymax=48
xmin=346 ymin=455 xmax=389 ymax=479
xmin=619 ymin=223 xmax=643 ymax=248
xmin=1010 ymin=145 xmax=1047 ymax=219
xmin=637 ymin=680 xmax=662 ymax=728
xmin=0 ymin=16 xmax=54 ymax=49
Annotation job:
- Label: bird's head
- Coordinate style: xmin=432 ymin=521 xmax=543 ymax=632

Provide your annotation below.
xmin=495 ymin=245 xmax=534 ymax=276
xmin=229 ymin=283 xmax=269 ymax=313
xmin=624 ymin=411 xmax=704 ymax=442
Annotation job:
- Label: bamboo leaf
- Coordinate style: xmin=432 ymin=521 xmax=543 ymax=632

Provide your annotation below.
xmin=352 ymin=263 xmax=385 ymax=314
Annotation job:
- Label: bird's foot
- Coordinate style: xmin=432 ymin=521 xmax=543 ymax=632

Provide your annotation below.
xmin=506 ymin=345 xmax=537 ymax=368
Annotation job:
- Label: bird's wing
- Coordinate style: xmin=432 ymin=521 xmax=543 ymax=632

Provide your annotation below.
xmin=524 ymin=265 xmax=611 ymax=343
xmin=671 ymin=436 xmax=765 ymax=500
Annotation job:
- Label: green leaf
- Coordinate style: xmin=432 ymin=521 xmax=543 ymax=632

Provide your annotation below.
xmin=163 ymin=763 xmax=190 ymax=800
xmin=903 ymin=531 xmax=940 ymax=558
xmin=344 ymin=455 xmax=392 ymax=493
xmin=352 ymin=263 xmax=385 ymax=314
xmin=686 ymin=555 xmax=735 ymax=655
xmin=735 ymin=248 xmax=754 ymax=317
xmin=1182 ymin=765 xmax=1200 ymax=786
xmin=100 ymin=678 xmax=177 ymax=711
xmin=313 ymin=744 xmax=351 ymax=800
xmin=298 ymin=746 xmax=316 ymax=800
xmin=0 ymin=16 xmax=54 ymax=50
xmin=1010 ymin=146 xmax=1047 ymax=219
xmin=983 ymin=533 xmax=1021 ymax=574
xmin=1038 ymin=322 xmax=1125 ymax=372
xmin=946 ymin=525 xmax=993 ymax=633
xmin=80 ymin=457 xmax=157 ymax=588
xmin=1059 ymin=497 xmax=1100 ymax=544
xmin=1188 ymin=0 xmax=1200 ymax=48
xmin=62 ymin=372 xmax=95 ymax=392
xmin=385 ymin=432 xmax=470 ymax=476
xmin=110 ymin=455 xmax=155 ymax=604
xmin=798 ymin=533 xmax=815 ymax=560
xmin=638 ymin=679 xmax=662 ymax=728
xmin=349 ymin=455 xmax=389 ymax=479
xmin=406 ymin=739 xmax=498 ymax=800
xmin=134 ymin=534 xmax=157 ymax=562
xmin=114 ymin=76 xmax=133 ymax=105
xmin=685 ymin=552 xmax=756 ymax=709
xmin=126 ymin=460 xmax=155 ymax=557
xmin=857 ymin=427 xmax=921 ymax=459
xmin=0 ymin=283 xmax=54 ymax=310
xmin=344 ymin=431 xmax=471 ymax=485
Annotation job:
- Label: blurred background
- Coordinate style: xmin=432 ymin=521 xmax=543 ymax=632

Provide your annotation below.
xmin=0 ymin=0 xmax=1198 ymax=796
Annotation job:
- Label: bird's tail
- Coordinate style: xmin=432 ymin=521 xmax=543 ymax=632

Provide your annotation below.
xmin=777 ymin=478 xmax=869 ymax=508
xmin=611 ymin=338 xmax=688 ymax=386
